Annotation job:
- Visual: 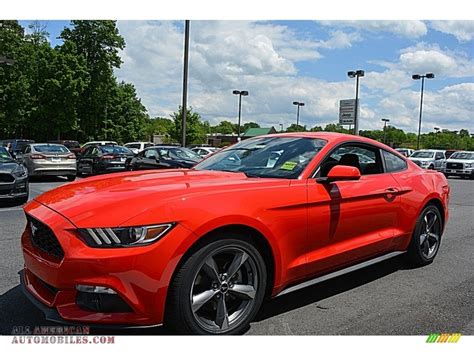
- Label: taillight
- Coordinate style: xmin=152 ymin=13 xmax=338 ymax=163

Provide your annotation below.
xmin=101 ymin=155 xmax=114 ymax=160
xmin=67 ymin=154 xmax=76 ymax=159
xmin=30 ymin=154 xmax=46 ymax=159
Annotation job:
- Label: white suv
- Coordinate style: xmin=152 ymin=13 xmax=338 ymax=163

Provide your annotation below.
xmin=443 ymin=151 xmax=474 ymax=179
xmin=409 ymin=149 xmax=446 ymax=171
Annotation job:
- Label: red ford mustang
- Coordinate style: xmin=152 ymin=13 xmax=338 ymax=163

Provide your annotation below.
xmin=21 ymin=132 xmax=449 ymax=334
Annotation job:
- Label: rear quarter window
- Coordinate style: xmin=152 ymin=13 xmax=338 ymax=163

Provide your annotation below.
xmin=383 ymin=150 xmax=407 ymax=172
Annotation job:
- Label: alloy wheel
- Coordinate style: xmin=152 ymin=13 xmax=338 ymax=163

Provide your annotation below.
xmin=189 ymin=247 xmax=258 ymax=333
xmin=419 ymin=210 xmax=441 ymax=259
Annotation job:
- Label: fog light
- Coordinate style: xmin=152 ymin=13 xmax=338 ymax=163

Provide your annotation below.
xmin=17 ymin=183 xmax=26 ymax=189
xmin=76 ymin=284 xmax=117 ymax=294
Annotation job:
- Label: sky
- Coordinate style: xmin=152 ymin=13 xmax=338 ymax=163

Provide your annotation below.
xmin=20 ymin=20 xmax=474 ymax=133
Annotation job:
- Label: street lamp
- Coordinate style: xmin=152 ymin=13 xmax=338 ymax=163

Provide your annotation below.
xmin=347 ymin=70 xmax=364 ymax=135
xmin=279 ymin=123 xmax=284 ymax=132
xmin=292 ymin=101 xmax=305 ymax=127
xmin=434 ymin=126 xmax=440 ymax=133
xmin=381 ymin=118 xmax=390 ymax=144
xmin=233 ymin=90 xmax=249 ymax=138
xmin=412 ymin=72 xmax=435 ymax=150
xmin=181 ymin=20 xmax=190 ymax=147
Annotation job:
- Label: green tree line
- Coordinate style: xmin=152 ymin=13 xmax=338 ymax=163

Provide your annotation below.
xmin=0 ymin=20 xmax=149 ymax=143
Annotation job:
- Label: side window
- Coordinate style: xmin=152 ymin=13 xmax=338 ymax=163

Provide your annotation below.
xmin=22 ymin=145 xmax=31 ymax=154
xmin=144 ymin=149 xmax=158 ymax=159
xmin=145 ymin=143 xmax=154 ymax=148
xmin=319 ymin=144 xmax=383 ymax=177
xmin=382 ymin=150 xmax=407 ymax=173
xmin=91 ymin=147 xmax=99 ymax=156
xmin=435 ymin=152 xmax=444 ymax=160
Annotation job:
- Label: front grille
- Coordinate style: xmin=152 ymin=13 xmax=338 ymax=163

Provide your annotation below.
xmin=447 ymin=162 xmax=463 ymax=169
xmin=0 ymin=173 xmax=14 ymax=183
xmin=27 ymin=215 xmax=65 ymax=260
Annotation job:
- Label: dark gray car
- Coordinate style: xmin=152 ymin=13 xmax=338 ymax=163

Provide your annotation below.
xmin=0 ymin=147 xmax=29 ymax=204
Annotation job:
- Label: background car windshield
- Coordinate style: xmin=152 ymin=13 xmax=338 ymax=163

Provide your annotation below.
xmin=0 ymin=147 xmax=14 ymax=162
xmin=34 ymin=144 xmax=69 ymax=153
xmin=102 ymin=146 xmax=132 ymax=154
xmin=194 ymin=137 xmax=326 ymax=178
xmin=450 ymin=152 xmax=474 ymax=160
xmin=411 ymin=151 xmax=434 ymax=158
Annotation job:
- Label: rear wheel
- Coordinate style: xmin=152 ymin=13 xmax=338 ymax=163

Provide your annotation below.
xmin=407 ymin=204 xmax=442 ymax=266
xmin=67 ymin=175 xmax=76 ymax=182
xmin=166 ymin=237 xmax=267 ymax=335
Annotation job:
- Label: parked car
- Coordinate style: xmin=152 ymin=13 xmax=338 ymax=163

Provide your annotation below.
xmin=443 ymin=151 xmax=474 ymax=179
xmin=48 ymin=140 xmax=82 ymax=156
xmin=124 ymin=142 xmax=155 ymax=155
xmin=0 ymin=146 xmax=28 ymax=204
xmin=17 ymin=143 xmax=77 ymax=181
xmin=408 ymin=149 xmax=446 ymax=170
xmin=445 ymin=149 xmax=458 ymax=159
xmin=0 ymin=139 xmax=35 ymax=158
xmin=77 ymin=145 xmax=134 ymax=176
xmin=127 ymin=145 xmax=202 ymax=171
xmin=395 ymin=148 xmax=414 ymax=157
xmin=21 ymin=133 xmax=449 ymax=334
xmin=191 ymin=146 xmax=220 ymax=158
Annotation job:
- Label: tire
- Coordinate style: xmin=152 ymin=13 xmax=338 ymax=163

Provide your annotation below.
xmin=407 ymin=204 xmax=443 ymax=267
xmin=166 ymin=236 xmax=267 ymax=335
xmin=428 ymin=165 xmax=434 ymax=170
xmin=15 ymin=195 xmax=28 ymax=205
xmin=67 ymin=175 xmax=76 ymax=182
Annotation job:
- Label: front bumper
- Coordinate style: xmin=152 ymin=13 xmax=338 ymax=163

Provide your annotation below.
xmin=0 ymin=176 xmax=28 ymax=199
xmin=443 ymin=168 xmax=474 ymax=176
xmin=21 ymin=200 xmax=193 ymax=326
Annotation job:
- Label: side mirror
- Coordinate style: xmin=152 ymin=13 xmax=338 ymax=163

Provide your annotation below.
xmin=316 ymin=165 xmax=361 ymax=183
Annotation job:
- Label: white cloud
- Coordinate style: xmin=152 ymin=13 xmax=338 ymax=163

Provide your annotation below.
xmin=115 ymin=20 xmax=474 ymax=134
xmin=430 ymin=21 xmax=474 ymax=42
xmin=319 ymin=20 xmax=428 ymax=39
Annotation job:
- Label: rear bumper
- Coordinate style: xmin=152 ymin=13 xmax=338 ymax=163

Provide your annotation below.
xmin=30 ymin=168 xmax=76 ymax=176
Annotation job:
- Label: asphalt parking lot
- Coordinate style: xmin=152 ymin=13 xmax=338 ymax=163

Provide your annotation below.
xmin=0 ymin=176 xmax=472 ymax=335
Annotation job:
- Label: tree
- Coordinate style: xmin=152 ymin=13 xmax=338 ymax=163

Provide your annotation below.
xmin=212 ymin=120 xmax=235 ymax=134
xmin=60 ymin=21 xmax=125 ymax=140
xmin=242 ymin=122 xmax=260 ymax=131
xmin=170 ymin=107 xmax=207 ymax=145
xmin=286 ymin=124 xmax=307 ymax=132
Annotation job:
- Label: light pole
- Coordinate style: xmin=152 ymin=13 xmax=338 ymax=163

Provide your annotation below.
xmin=279 ymin=123 xmax=284 ymax=132
xmin=347 ymin=70 xmax=364 ymax=135
xmin=292 ymin=101 xmax=305 ymax=127
xmin=412 ymin=73 xmax=435 ymax=150
xmin=434 ymin=126 xmax=440 ymax=133
xmin=381 ymin=118 xmax=390 ymax=144
xmin=233 ymin=90 xmax=248 ymax=138
xmin=181 ymin=20 xmax=190 ymax=147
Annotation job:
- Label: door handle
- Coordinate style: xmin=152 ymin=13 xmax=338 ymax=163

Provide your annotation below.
xmin=385 ymin=187 xmax=399 ymax=192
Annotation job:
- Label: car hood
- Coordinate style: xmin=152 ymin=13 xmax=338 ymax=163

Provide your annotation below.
xmin=409 ymin=157 xmax=432 ymax=162
xmin=0 ymin=161 xmax=20 ymax=173
xmin=32 ymin=169 xmax=280 ymax=228
xmin=447 ymin=159 xmax=474 ymax=163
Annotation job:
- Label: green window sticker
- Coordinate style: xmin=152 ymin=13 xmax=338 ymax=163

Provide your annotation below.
xmin=280 ymin=161 xmax=298 ymax=170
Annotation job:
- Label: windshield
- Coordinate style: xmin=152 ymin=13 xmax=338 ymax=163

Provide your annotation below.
xmin=34 ymin=144 xmax=69 ymax=153
xmin=159 ymin=147 xmax=201 ymax=161
xmin=0 ymin=147 xmax=14 ymax=162
xmin=450 ymin=152 xmax=474 ymax=160
xmin=410 ymin=151 xmax=434 ymax=159
xmin=194 ymin=136 xmax=327 ymax=178
xmin=101 ymin=146 xmax=132 ymax=154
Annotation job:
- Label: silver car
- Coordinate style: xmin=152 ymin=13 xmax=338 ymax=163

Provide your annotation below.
xmin=18 ymin=143 xmax=77 ymax=181
xmin=408 ymin=149 xmax=446 ymax=171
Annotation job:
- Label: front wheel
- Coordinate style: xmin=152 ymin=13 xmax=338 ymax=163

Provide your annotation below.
xmin=166 ymin=237 xmax=267 ymax=335
xmin=407 ymin=205 xmax=443 ymax=266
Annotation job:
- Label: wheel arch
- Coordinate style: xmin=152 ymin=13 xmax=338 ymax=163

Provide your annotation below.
xmin=163 ymin=223 xmax=278 ymax=322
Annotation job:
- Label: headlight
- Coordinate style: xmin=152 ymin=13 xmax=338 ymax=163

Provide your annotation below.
xmin=421 ymin=161 xmax=430 ymax=166
xmin=12 ymin=165 xmax=28 ymax=177
xmin=77 ymin=223 xmax=175 ymax=247
xmin=465 ymin=163 xmax=473 ymax=168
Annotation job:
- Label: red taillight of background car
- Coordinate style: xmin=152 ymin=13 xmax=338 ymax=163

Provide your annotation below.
xmin=30 ymin=154 xmax=46 ymax=159
xmin=66 ymin=154 xmax=76 ymax=159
